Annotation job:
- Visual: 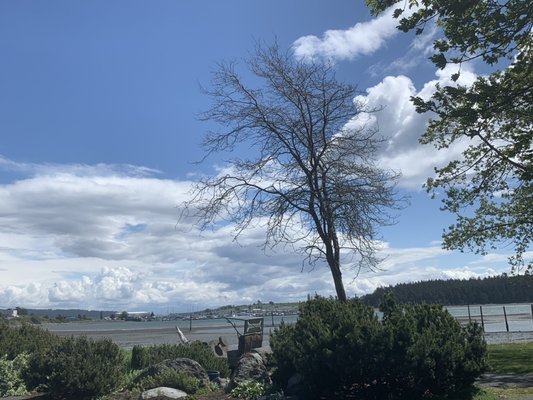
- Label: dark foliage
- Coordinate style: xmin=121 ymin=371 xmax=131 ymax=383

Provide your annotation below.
xmin=1 ymin=323 xmax=125 ymax=399
xmin=366 ymin=0 xmax=533 ymax=271
xmin=361 ymin=273 xmax=533 ymax=307
xmin=270 ymin=295 xmax=486 ymax=399
xmin=379 ymin=296 xmax=487 ymax=398
xmin=25 ymin=336 xmax=125 ymax=400
xmin=271 ymin=296 xmax=384 ymax=398
xmin=0 ymin=322 xmax=60 ymax=360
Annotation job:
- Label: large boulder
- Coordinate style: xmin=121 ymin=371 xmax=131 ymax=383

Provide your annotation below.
xmin=136 ymin=357 xmax=210 ymax=389
xmin=141 ymin=386 xmax=188 ymax=399
xmin=229 ymin=351 xmax=272 ymax=390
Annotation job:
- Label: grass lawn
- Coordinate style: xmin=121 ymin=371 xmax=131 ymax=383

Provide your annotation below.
xmin=466 ymin=342 xmax=533 ymax=400
xmin=487 ymin=342 xmax=533 ymax=374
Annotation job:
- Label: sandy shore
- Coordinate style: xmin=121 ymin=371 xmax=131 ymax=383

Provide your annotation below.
xmin=44 ymin=322 xmax=533 ymax=349
xmin=45 ymin=323 xmax=278 ymax=350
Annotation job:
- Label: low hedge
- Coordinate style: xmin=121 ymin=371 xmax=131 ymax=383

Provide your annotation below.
xmin=131 ymin=342 xmax=230 ymax=378
xmin=26 ymin=335 xmax=125 ymax=399
xmin=1 ymin=322 xmax=126 ymax=399
xmin=0 ymin=321 xmax=59 ymax=359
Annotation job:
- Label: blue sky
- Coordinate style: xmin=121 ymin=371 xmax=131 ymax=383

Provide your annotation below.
xmin=0 ymin=1 xmax=514 ymax=313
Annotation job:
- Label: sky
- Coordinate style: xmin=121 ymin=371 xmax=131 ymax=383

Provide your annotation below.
xmin=0 ymin=1 xmax=517 ymax=313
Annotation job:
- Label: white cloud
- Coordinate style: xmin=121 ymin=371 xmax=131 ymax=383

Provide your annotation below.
xmin=0 ymin=157 xmax=512 ymax=312
xmin=371 ymin=21 xmax=439 ymax=75
xmin=0 ymin=155 xmax=159 ymax=178
xmin=293 ymin=6 xmax=413 ymax=61
xmin=350 ymin=64 xmax=478 ymax=189
xmin=350 ymin=245 xmax=504 ymax=296
xmin=292 ymin=7 xmax=479 ymax=190
xmin=0 ymin=161 xmax=339 ymax=310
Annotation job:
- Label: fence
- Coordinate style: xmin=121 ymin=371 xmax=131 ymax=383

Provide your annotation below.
xmin=447 ymin=303 xmax=533 ymax=333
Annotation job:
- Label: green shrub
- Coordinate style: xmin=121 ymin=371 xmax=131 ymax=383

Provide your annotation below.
xmin=230 ymin=381 xmax=266 ymax=400
xmin=131 ymin=342 xmax=230 ymax=378
xmin=137 ymin=368 xmax=202 ymax=393
xmin=0 ymin=322 xmax=59 ymax=359
xmin=0 ymin=353 xmax=30 ymax=397
xmin=380 ymin=297 xmax=487 ymax=398
xmin=131 ymin=345 xmax=149 ymax=370
xmin=271 ymin=296 xmax=384 ymax=398
xmin=267 ymin=322 xmax=297 ymax=386
xmin=26 ymin=336 xmax=125 ymax=399
xmin=270 ymin=295 xmax=487 ymax=399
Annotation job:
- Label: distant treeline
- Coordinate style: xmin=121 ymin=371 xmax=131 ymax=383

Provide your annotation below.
xmin=360 ymin=274 xmax=533 ymax=307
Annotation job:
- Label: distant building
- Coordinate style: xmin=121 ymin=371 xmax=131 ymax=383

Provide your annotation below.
xmin=110 ymin=311 xmax=154 ymax=321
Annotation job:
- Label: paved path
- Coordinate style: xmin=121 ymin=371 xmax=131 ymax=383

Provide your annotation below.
xmin=477 ymin=373 xmax=533 ymax=400
xmin=477 ymin=373 xmax=533 ymax=388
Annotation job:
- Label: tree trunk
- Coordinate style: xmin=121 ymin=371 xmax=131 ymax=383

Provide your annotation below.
xmin=324 ymin=235 xmax=347 ymax=302
xmin=330 ymin=260 xmax=347 ymax=302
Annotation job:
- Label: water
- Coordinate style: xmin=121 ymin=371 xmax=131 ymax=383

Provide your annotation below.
xmin=42 ymin=304 xmax=533 ymax=348
xmin=446 ymin=303 xmax=533 ymax=333
xmin=44 ymin=315 xmax=298 ymax=334
xmin=42 ymin=315 xmax=300 ymax=349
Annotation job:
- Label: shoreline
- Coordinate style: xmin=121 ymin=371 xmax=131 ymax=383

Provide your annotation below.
xmin=45 ymin=323 xmax=277 ymax=350
xmin=43 ymin=323 xmax=533 ymax=349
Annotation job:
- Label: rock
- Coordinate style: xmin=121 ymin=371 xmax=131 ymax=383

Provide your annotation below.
xmin=141 ymin=386 xmax=188 ymax=399
xmin=136 ymin=357 xmax=210 ymax=388
xmin=210 ymin=336 xmax=228 ymax=357
xmin=229 ymin=351 xmax=272 ymax=390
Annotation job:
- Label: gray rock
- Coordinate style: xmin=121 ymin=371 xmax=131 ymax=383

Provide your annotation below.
xmin=141 ymin=386 xmax=188 ymax=399
xmin=229 ymin=351 xmax=272 ymax=390
xmin=213 ymin=377 xmax=230 ymax=388
xmin=136 ymin=357 xmax=210 ymax=389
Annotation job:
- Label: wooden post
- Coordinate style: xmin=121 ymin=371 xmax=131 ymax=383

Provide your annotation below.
xmin=479 ymin=306 xmax=485 ymax=331
xmin=467 ymin=304 xmax=471 ymax=323
xmin=531 ymin=304 xmax=533 ymax=327
xmin=503 ymin=306 xmax=509 ymax=332
xmin=271 ymin=312 xmax=274 ymax=327
xmin=189 ymin=314 xmax=192 ymax=332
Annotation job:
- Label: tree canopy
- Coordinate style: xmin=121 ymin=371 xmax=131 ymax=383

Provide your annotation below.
xmin=367 ymin=0 xmax=533 ymax=271
xmin=184 ymin=44 xmax=401 ymax=301
xmin=361 ymin=274 xmax=533 ymax=307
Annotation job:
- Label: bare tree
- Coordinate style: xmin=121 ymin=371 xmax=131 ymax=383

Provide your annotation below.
xmin=185 ymin=44 xmax=401 ymax=301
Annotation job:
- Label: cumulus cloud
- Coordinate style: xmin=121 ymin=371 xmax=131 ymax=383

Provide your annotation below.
xmin=350 ymin=64 xmax=478 ymax=189
xmin=293 ymin=6 xmax=413 ymax=61
xmin=291 ymin=6 xmax=480 ymax=190
xmin=0 ymin=160 xmax=342 ymax=310
xmin=0 ymin=154 xmax=510 ymax=312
